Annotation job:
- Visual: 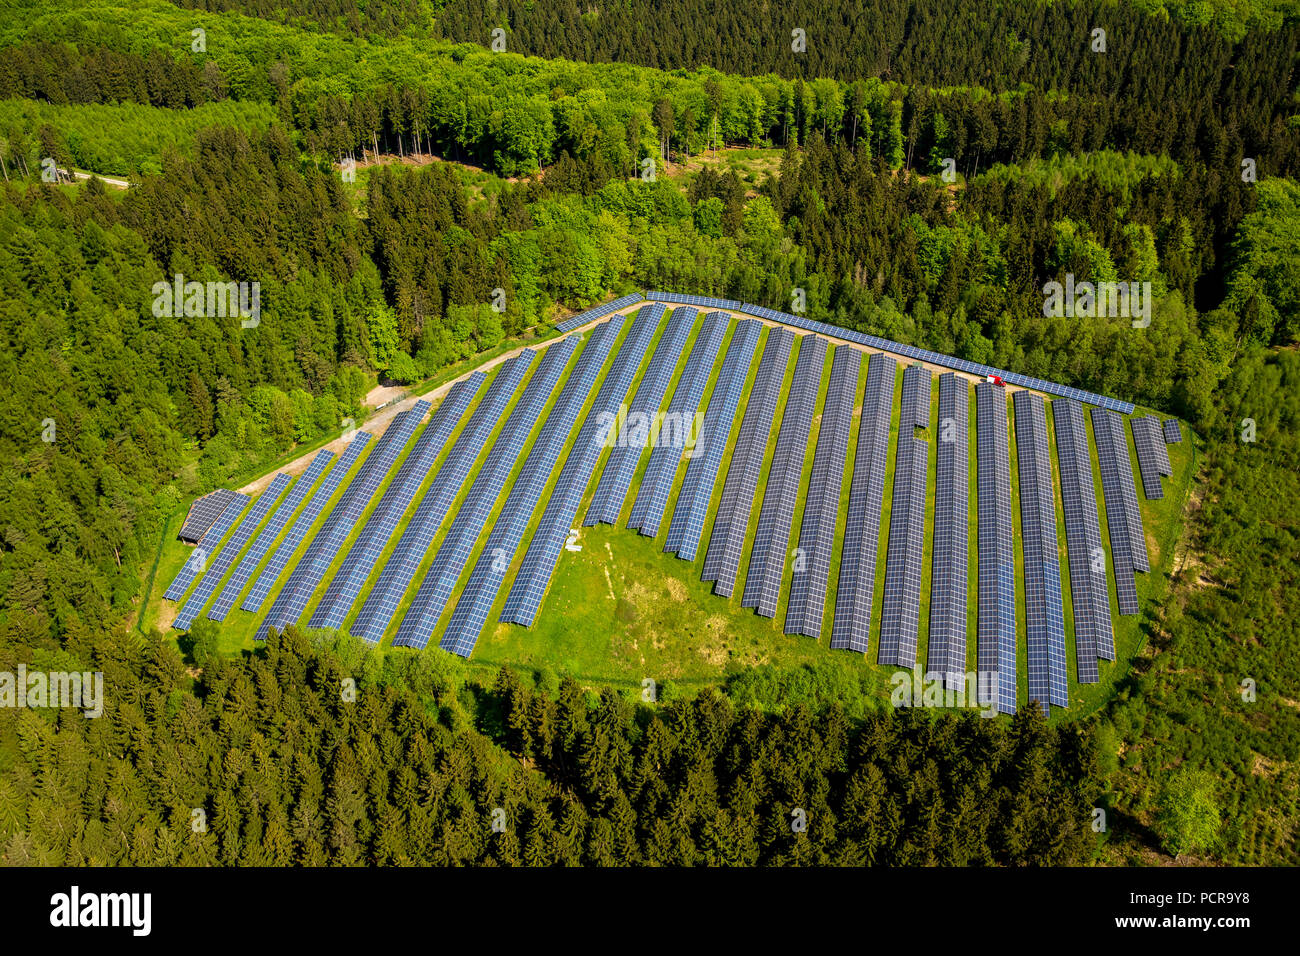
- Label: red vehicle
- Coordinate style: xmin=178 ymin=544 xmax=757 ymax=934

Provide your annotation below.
xmin=985 ymin=375 xmax=1006 ymax=388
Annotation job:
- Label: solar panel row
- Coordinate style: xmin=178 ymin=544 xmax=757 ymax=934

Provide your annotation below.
xmin=165 ymin=493 xmax=250 ymax=601
xmin=309 ymin=374 xmax=487 ymax=631
xmin=740 ymin=334 xmax=827 ymax=617
xmin=1013 ymin=391 xmax=1069 ymax=714
xmin=926 ymin=373 xmax=969 ymax=687
xmin=785 ymin=345 xmax=859 ymax=638
xmin=661 ymin=319 xmax=764 ymax=562
xmin=1052 ymin=398 xmax=1112 ymax=675
xmin=255 ymin=402 xmax=431 ymax=640
xmin=584 ymin=306 xmax=698 ymax=526
xmin=1153 ymin=426 xmax=1172 ymax=476
xmin=440 ymin=318 xmax=628 ymax=656
xmin=242 ymin=433 xmax=371 ymax=613
xmin=1129 ymin=416 xmax=1167 ymax=499
xmin=726 ymin=300 xmax=1136 ymax=414
xmin=501 ymin=304 xmax=666 ymax=626
xmin=831 ymin=352 xmax=897 ymax=653
xmin=555 ymin=292 xmax=645 ymax=333
xmin=626 ymin=312 xmax=731 ymax=538
xmin=347 ymin=355 xmax=533 ymax=643
xmin=1162 ymin=419 xmax=1182 ymax=444
xmin=877 ymin=364 xmax=930 ymax=668
xmin=901 ymin=363 xmax=932 ymax=428
xmin=172 ymin=474 xmax=293 ymax=630
xmin=209 ymin=450 xmax=336 ymax=622
xmin=701 ymin=327 xmax=795 ymax=596
xmin=392 ymin=339 xmax=580 ymax=649
xmin=644 ymin=290 xmax=744 ymax=311
xmin=1092 ymin=408 xmax=1146 ymax=616
xmin=976 ymin=383 xmax=1017 ymax=715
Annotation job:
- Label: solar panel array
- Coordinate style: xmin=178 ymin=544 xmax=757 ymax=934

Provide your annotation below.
xmin=585 ymin=307 xmax=697 ymax=526
xmin=346 ymin=356 xmax=531 ymax=643
xmin=209 ymin=450 xmax=336 ymax=622
xmin=555 ymin=292 xmax=645 ymax=333
xmin=701 ymin=327 xmax=795 ymax=596
xmin=926 ymin=373 xmax=969 ymax=686
xmin=441 ymin=317 xmax=627 ymax=655
xmin=308 ymin=374 xmax=488 ymax=631
xmin=785 ymin=346 xmax=859 ymax=637
xmin=501 ymin=304 xmax=665 ymax=626
xmin=1052 ymin=398 xmax=1112 ymax=675
xmin=1092 ymin=408 xmax=1146 ymax=616
xmin=1130 ymin=416 xmax=1171 ymax=502
xmin=1013 ymin=391 xmax=1069 ymax=715
xmin=726 ymin=300 xmax=1136 ymax=414
xmin=628 ymin=312 xmax=731 ymax=538
xmin=976 ymin=383 xmax=1018 ymax=715
xmin=831 ymin=352 xmax=897 ymax=652
xmin=242 ymin=433 xmax=371 ymax=613
xmin=179 ymin=488 xmax=239 ymax=542
xmin=392 ymin=339 xmax=579 ymax=649
xmin=662 ymin=319 xmax=765 ymax=562
xmin=741 ymin=334 xmax=827 ymax=617
xmin=877 ymin=364 xmax=930 ymax=668
xmin=1163 ymin=419 xmax=1182 ymax=444
xmin=172 ymin=474 xmax=292 ymax=630
xmin=165 ymin=493 xmax=250 ymax=601
xmin=255 ymin=402 xmax=430 ymax=640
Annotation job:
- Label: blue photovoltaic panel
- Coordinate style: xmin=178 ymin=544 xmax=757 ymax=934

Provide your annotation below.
xmin=1130 ymin=416 xmax=1169 ymax=498
xmin=391 ymin=338 xmax=578 ymax=649
xmin=740 ymin=334 xmax=827 ymax=617
xmin=439 ymin=318 xmax=626 ymax=657
xmin=664 ymin=319 xmax=764 ymax=562
xmin=165 ymin=493 xmax=250 ymax=601
xmin=209 ymin=450 xmax=335 ymax=621
xmin=179 ymin=488 xmax=238 ymax=542
xmin=342 ymin=355 xmax=530 ymax=643
xmin=1163 ymin=419 xmax=1182 ymax=443
xmin=308 ymin=373 xmax=489 ymax=631
xmin=1152 ymin=423 xmax=1172 ymax=476
xmin=501 ymin=304 xmax=665 ymax=626
xmin=1014 ymin=391 xmax=1069 ymax=714
xmin=255 ymin=402 xmax=430 ymax=640
xmin=1052 ymin=398 xmax=1110 ymax=677
xmin=729 ymin=300 xmax=1135 ymax=414
xmin=585 ymin=306 xmax=697 ymax=526
xmin=702 ymin=327 xmax=794 ymax=596
xmin=242 ymin=433 xmax=371 ymax=613
xmin=977 ymin=383 xmax=1017 ymax=715
xmin=1092 ymin=408 xmax=1145 ymax=615
xmin=627 ymin=312 xmax=731 ymax=538
xmin=555 ymin=292 xmax=644 ymax=332
xmin=925 ymin=374 xmax=969 ymax=687
xmin=172 ymin=474 xmax=292 ymax=630
xmin=832 ymin=352 xmax=897 ymax=652
xmin=785 ymin=345 xmax=859 ymax=637
xmin=877 ymin=364 xmax=930 ymax=668
xmin=645 ymin=290 xmax=743 ymax=311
